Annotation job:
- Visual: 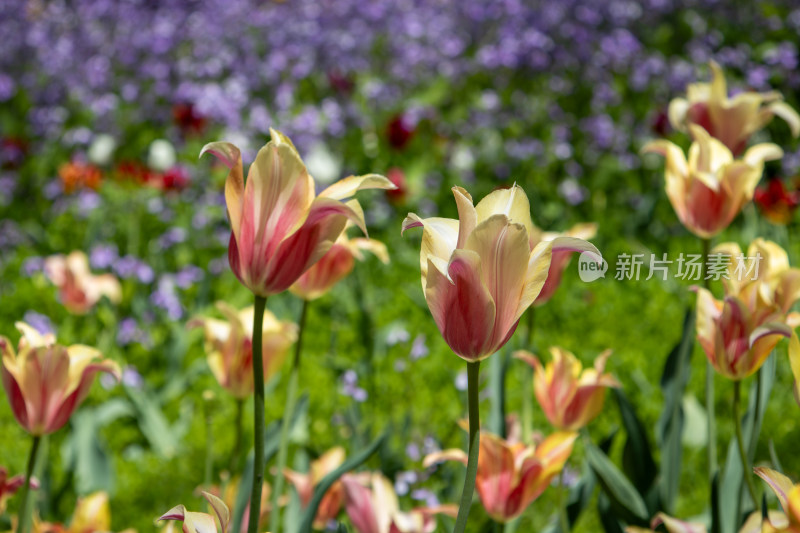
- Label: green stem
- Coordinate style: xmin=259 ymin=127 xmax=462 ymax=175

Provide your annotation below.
xmin=229 ymin=398 xmax=244 ymax=473
xmin=247 ymin=295 xmax=267 ymax=533
xmin=701 ymin=237 xmax=717 ymax=477
xmin=557 ymin=468 xmax=569 ymax=532
xmin=268 ymin=299 xmax=308 ymax=533
xmin=453 ymin=361 xmax=481 ymax=533
xmin=204 ymin=392 xmax=214 ymax=495
xmin=522 ymin=309 xmax=535 ymax=443
xmin=17 ymin=435 xmax=41 ymax=533
xmin=733 ymin=381 xmax=759 ymax=507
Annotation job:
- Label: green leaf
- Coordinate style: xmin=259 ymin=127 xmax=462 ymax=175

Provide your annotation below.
xmin=656 ymin=308 xmax=695 ymax=512
xmin=299 ymin=432 xmax=387 ymax=533
xmin=615 ymin=388 xmax=657 ymax=497
xmin=597 ymin=493 xmax=627 ymax=533
xmin=585 ymin=440 xmax=650 ymax=524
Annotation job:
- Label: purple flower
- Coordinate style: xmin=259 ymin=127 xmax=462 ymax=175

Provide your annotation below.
xmin=409 ymin=334 xmax=428 ymax=360
xmin=339 ymin=370 xmax=367 ymax=402
xmin=21 ymin=256 xmax=44 ymax=277
xmin=90 ymin=244 xmax=119 ymax=269
xmin=22 ymin=311 xmax=55 ymax=336
xmin=122 ymin=366 xmax=144 ymax=388
xmin=175 ymin=265 xmax=204 ymax=288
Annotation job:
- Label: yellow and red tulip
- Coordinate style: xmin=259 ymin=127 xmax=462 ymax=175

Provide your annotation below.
xmin=755 ymin=467 xmax=800 ymax=532
xmin=515 ymin=347 xmax=620 ymax=431
xmin=200 ymin=129 xmax=395 ymax=297
xmin=668 ymin=60 xmax=800 ymax=155
xmin=44 ymin=251 xmax=122 ymax=315
xmin=424 ymin=431 xmax=577 ymax=523
xmin=1 ymin=322 xmax=120 ymax=436
xmin=290 ymin=232 xmax=388 ymax=301
xmin=341 ymin=472 xmax=456 ymax=533
xmin=159 ymin=491 xmax=231 ymax=533
xmin=642 ymin=125 xmax=782 ymax=239
xmin=284 ymin=447 xmax=346 ymax=529
xmin=402 ymin=185 xmax=600 ymax=361
xmin=187 ymin=302 xmax=297 ymax=399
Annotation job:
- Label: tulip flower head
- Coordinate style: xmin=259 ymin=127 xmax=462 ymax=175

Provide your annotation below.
xmin=290 ymin=231 xmax=389 ymax=301
xmin=642 ymin=125 xmax=783 ymax=239
xmin=159 ymin=491 xmax=231 ymax=533
xmin=44 ymin=251 xmax=122 ymax=314
xmin=532 ymin=222 xmax=598 ymax=306
xmin=341 ymin=472 xmax=456 ymax=533
xmin=402 ymin=185 xmax=600 ymax=361
xmin=755 ymin=178 xmax=800 ymax=225
xmin=515 ymin=347 xmax=620 ymax=431
xmin=668 ymin=61 xmax=800 ymax=155
xmin=1 ymin=322 xmax=120 ymax=436
xmin=200 ymin=129 xmax=395 ymax=297
xmin=58 ymin=161 xmax=102 ymax=193
xmin=284 ymin=447 xmax=346 ymax=529
xmin=188 ymin=302 xmax=297 ymax=399
xmin=424 ymin=431 xmax=577 ymax=523
xmin=755 ymin=467 xmax=800 ymax=533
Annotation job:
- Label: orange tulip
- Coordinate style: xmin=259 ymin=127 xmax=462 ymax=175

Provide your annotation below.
xmin=515 ymin=347 xmax=620 ymax=431
xmin=402 ymin=185 xmax=600 ymax=361
xmin=159 ymin=491 xmax=231 ymax=533
xmin=424 ymin=431 xmax=576 ymax=523
xmin=290 ymin=232 xmax=388 ymax=300
xmin=533 ymin=223 xmax=598 ymax=306
xmin=187 ymin=303 xmax=297 ymax=399
xmin=201 ymin=129 xmax=395 ymax=297
xmin=341 ymin=472 xmax=456 ymax=533
xmin=284 ymin=447 xmax=346 ymax=529
xmin=668 ymin=61 xmax=800 ymax=155
xmin=1 ymin=322 xmax=120 ymax=436
xmin=44 ymin=251 xmax=122 ymax=314
xmin=642 ymin=125 xmax=782 ymax=238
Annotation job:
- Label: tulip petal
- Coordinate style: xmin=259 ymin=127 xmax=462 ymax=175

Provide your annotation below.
xmin=789 ymin=332 xmax=800 ymax=399
xmin=200 ymin=141 xmax=244 ymax=243
xmin=748 ymin=322 xmax=792 ymax=348
xmin=743 ymin=143 xmax=784 ymax=168
xmin=668 ymin=97 xmax=690 ymax=131
xmin=425 ymin=249 xmax=497 ymax=360
xmin=651 ymin=513 xmax=708 ymax=533
xmin=422 ymin=449 xmax=469 ymax=468
xmin=755 ymin=467 xmax=795 ymax=514
xmin=319 ymin=173 xmax=396 ymax=200
xmin=402 ymin=213 xmax=459 ymax=290
xmin=452 ymin=186 xmax=477 ymax=249
xmin=465 ymin=215 xmax=530 ymax=351
xmin=476 ymin=433 xmax=517 ymax=521
xmin=202 ymin=491 xmax=230 ymax=533
xmin=474 ymin=184 xmax=535 ymax=242
xmin=769 ymin=100 xmax=800 ymax=137
xmin=342 ymin=475 xmax=381 ymax=533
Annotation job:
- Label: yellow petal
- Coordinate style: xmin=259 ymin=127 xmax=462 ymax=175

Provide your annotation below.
xmin=754 ymin=467 xmax=796 ymax=514
xmin=200 ymin=141 xmax=244 ymax=244
xmin=318 ymin=173 xmax=396 ymax=200
xmin=769 ymin=100 xmax=800 ymax=137
xmin=474 ymin=184 xmax=535 ymax=243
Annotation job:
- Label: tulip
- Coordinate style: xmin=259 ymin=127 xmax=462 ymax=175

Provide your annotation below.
xmin=188 ymin=302 xmax=297 ymax=399
xmin=642 ymin=124 xmax=783 ymax=239
xmin=341 ymin=472 xmax=456 ymax=533
xmin=533 ymin=223 xmax=598 ymax=306
xmin=205 ymin=478 xmax=271 ymax=533
xmin=668 ymin=61 xmax=800 ymax=155
xmin=515 ymin=347 xmax=620 ymax=431
xmin=44 ymin=251 xmax=122 ymax=314
xmin=290 ymin=233 xmax=389 ymax=301
xmin=424 ymin=431 xmax=577 ymax=523
xmin=625 ymin=510 xmax=792 ymax=533
xmin=200 ymin=128 xmax=395 ymax=297
xmin=403 ymin=184 xmax=598 ymax=532
xmin=755 ymin=468 xmax=800 ymax=533
xmin=0 ymin=466 xmax=37 ymax=514
xmin=1 ymin=322 xmax=121 ymax=436
xmin=58 ymin=161 xmax=102 ymax=193
xmin=284 ymin=447 xmax=346 ymax=529
xmin=402 ymin=185 xmax=600 ymax=362
xmin=159 ymin=491 xmax=231 ymax=533
xmin=754 ymin=178 xmax=800 ymax=225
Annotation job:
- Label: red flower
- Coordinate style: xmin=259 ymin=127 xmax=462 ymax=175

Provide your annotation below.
xmin=386 ymin=114 xmax=415 ymax=150
xmin=172 ymin=102 xmax=207 ymax=136
xmin=385 ymin=167 xmax=407 ymax=205
xmin=755 ymin=177 xmax=800 ymax=225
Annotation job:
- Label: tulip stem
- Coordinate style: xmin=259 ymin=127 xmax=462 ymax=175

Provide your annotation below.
xmin=247 ymin=295 xmax=267 ymax=533
xmin=454 ymin=361 xmax=481 ymax=533
xmin=557 ymin=468 xmax=569 ymax=532
xmin=522 ymin=309 xmax=535 ymax=443
xmin=269 ymin=299 xmax=308 ymax=533
xmin=230 ymin=398 xmax=244 ymax=473
xmin=17 ymin=435 xmax=41 ymax=533
xmin=701 ymin=237 xmax=718 ymax=477
xmin=733 ymin=381 xmax=759 ymax=507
